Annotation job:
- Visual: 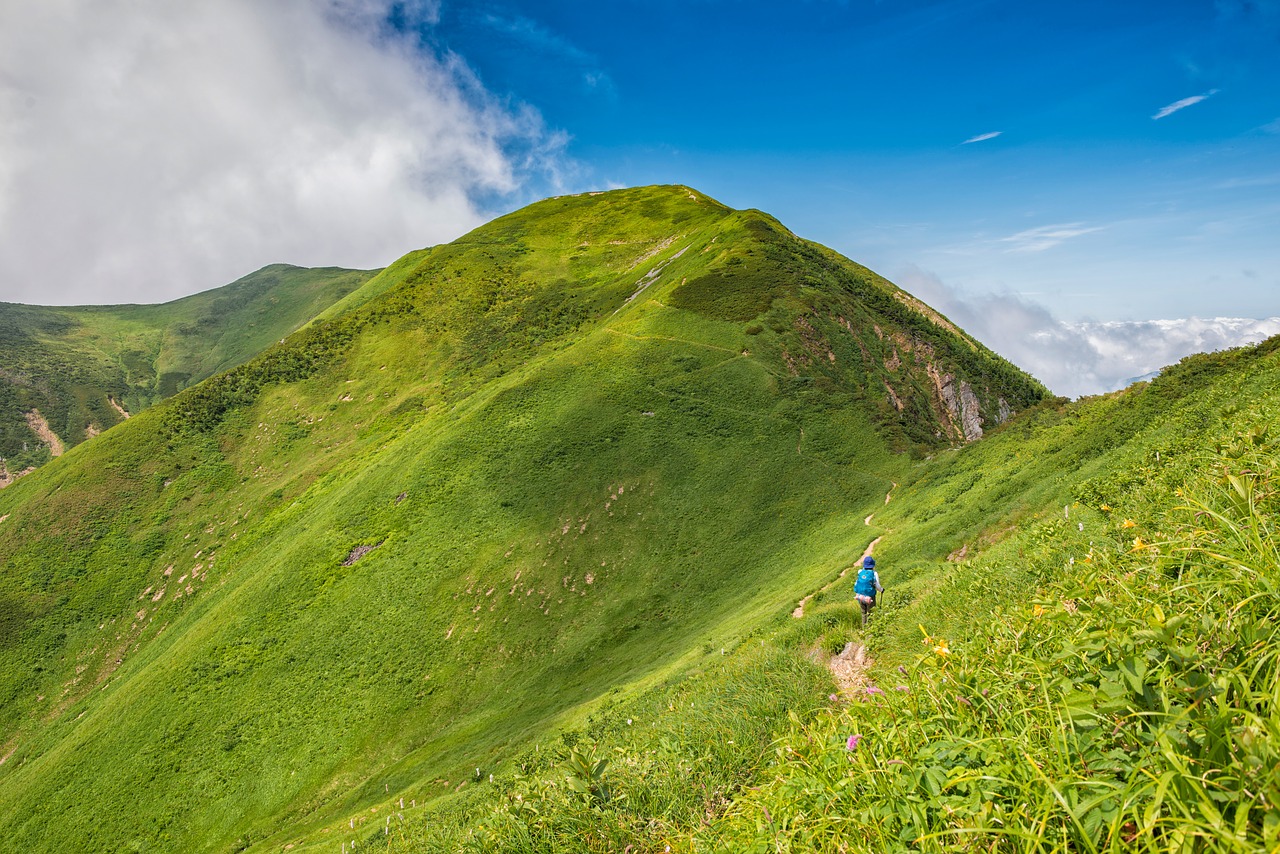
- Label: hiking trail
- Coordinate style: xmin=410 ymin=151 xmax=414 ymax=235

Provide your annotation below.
xmin=792 ymin=482 xmax=896 ymax=698
xmin=791 ymin=482 xmax=895 ymax=619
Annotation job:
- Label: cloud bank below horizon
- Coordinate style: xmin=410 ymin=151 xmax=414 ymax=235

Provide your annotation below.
xmin=896 ymin=266 xmax=1280 ymax=398
xmin=0 ymin=0 xmax=565 ymax=305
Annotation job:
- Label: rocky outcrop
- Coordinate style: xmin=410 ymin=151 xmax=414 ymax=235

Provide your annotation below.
xmin=959 ymin=382 xmax=984 ymax=442
xmin=924 ymin=364 xmax=1012 ymax=443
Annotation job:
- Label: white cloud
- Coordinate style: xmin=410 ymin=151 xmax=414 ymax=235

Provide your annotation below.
xmin=895 ymin=265 xmax=1280 ymax=398
xmin=999 ymin=223 xmax=1104 ymax=253
xmin=0 ymin=1 xmax=566 ymax=305
xmin=961 ymin=131 xmax=1002 ymax=144
xmin=1152 ymin=88 xmax=1220 ymax=120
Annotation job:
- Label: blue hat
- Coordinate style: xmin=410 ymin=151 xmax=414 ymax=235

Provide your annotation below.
xmin=863 ymin=556 xmax=875 ymax=568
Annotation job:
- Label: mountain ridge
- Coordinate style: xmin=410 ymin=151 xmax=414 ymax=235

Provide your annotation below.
xmin=0 ymin=263 xmax=379 ymax=485
xmin=0 ymin=185 xmax=1053 ymax=851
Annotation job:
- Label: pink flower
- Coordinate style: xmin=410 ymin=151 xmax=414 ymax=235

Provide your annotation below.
xmin=894 ymin=685 xmax=909 ymax=692
xmin=898 ymin=666 xmax=908 ymax=675
xmin=846 ymin=734 xmax=862 ymax=751
xmin=865 ymin=686 xmax=884 ymax=696
xmin=957 ymin=696 xmax=971 ymax=706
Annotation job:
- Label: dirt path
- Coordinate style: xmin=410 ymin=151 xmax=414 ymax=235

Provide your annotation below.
xmin=828 ymin=641 xmax=872 ymax=696
xmin=792 ymin=482 xmax=895 ymax=620
xmin=793 ymin=483 xmax=897 ymax=695
xmin=108 ymin=397 xmax=130 ymax=419
xmin=791 ymin=535 xmax=881 ymax=619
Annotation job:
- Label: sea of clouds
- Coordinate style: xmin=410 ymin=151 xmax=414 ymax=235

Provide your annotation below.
xmin=896 ymin=267 xmax=1280 ymax=399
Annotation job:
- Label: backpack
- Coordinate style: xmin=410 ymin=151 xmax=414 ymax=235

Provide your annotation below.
xmin=854 ymin=568 xmax=877 ymax=599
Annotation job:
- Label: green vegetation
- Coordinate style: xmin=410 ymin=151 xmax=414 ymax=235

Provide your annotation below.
xmin=2 ymin=185 xmax=1273 ymax=852
xmin=0 ymin=264 xmax=377 ymax=475
xmin=382 ymin=340 xmax=1280 ymax=853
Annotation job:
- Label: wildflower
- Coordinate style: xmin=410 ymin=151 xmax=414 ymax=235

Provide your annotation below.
xmin=865 ymin=686 xmax=884 ymax=696
xmin=1131 ymin=537 xmax=1147 ymax=552
xmin=1122 ymin=519 xmax=1137 ymax=529
xmin=933 ymin=640 xmax=951 ymax=656
xmin=1100 ymin=503 xmax=1112 ymax=511
xmin=895 ymin=685 xmax=909 ymax=692
xmin=1033 ymin=603 xmax=1046 ymax=618
xmin=846 ymin=734 xmax=862 ymax=751
xmin=829 ymin=693 xmax=838 ymax=702
xmin=898 ymin=665 xmax=908 ymax=676
xmin=957 ymin=695 xmax=971 ymax=706
xmin=1174 ymin=487 xmax=1183 ymax=498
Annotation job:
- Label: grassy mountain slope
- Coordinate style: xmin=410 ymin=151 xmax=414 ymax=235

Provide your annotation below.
xmin=692 ymin=340 xmax=1280 ymax=852
xmin=0 ymin=186 xmax=1045 ymax=852
xmin=401 ymin=340 xmax=1280 ymax=852
xmin=0 ymin=264 xmax=377 ymax=481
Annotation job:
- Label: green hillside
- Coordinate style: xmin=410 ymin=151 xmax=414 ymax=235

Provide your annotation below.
xmin=10 ymin=185 xmax=1274 ymax=852
xmin=389 ymin=346 xmax=1280 ymax=853
xmin=0 ymin=185 xmax=1053 ymax=852
xmin=0 ymin=264 xmax=378 ymax=483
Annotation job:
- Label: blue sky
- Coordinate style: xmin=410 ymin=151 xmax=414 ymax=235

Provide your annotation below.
xmin=427 ymin=0 xmax=1280 ymax=323
xmin=1 ymin=0 xmax=1277 ymax=394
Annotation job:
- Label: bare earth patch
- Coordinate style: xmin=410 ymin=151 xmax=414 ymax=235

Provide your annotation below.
xmin=108 ymin=396 xmax=130 ymax=419
xmin=24 ymin=409 xmax=65 ymax=456
xmin=343 ymin=541 xmax=384 ymax=566
xmin=0 ymin=461 xmax=36 ymax=490
xmin=827 ymin=642 xmax=873 ymax=697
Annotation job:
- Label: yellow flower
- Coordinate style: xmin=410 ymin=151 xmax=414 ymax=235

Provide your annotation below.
xmin=1100 ymin=503 xmax=1112 ymax=511
xmin=1032 ymin=604 xmax=1046 ymax=618
xmin=933 ymin=641 xmax=951 ymax=656
xmin=1174 ymin=488 xmax=1184 ymax=498
xmin=1122 ymin=518 xmax=1137 ymax=529
xmin=1131 ymin=537 xmax=1146 ymax=552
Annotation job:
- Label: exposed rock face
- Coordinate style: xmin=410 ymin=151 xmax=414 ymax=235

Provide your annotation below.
xmin=959 ymin=382 xmax=984 ymax=442
xmin=923 ymin=365 xmax=1005 ymax=443
xmin=833 ymin=308 xmax=1027 ymax=446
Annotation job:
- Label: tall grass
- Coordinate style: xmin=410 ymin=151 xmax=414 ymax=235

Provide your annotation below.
xmin=691 ymin=417 xmax=1280 ymax=852
xmin=383 ymin=642 xmax=832 ymax=853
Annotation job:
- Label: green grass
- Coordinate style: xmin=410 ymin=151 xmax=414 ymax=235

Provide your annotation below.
xmin=358 ymin=342 xmax=1280 ymax=854
xmin=0 ymin=185 xmax=1077 ymax=852
xmin=686 ymin=351 xmax=1280 ymax=852
xmin=0 ymin=264 xmax=377 ymax=474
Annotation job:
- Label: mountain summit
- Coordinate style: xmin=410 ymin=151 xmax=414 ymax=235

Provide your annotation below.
xmin=0 ymin=185 xmax=1045 ymax=851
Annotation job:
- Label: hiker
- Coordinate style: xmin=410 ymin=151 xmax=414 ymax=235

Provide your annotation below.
xmin=854 ymin=556 xmax=883 ymax=626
